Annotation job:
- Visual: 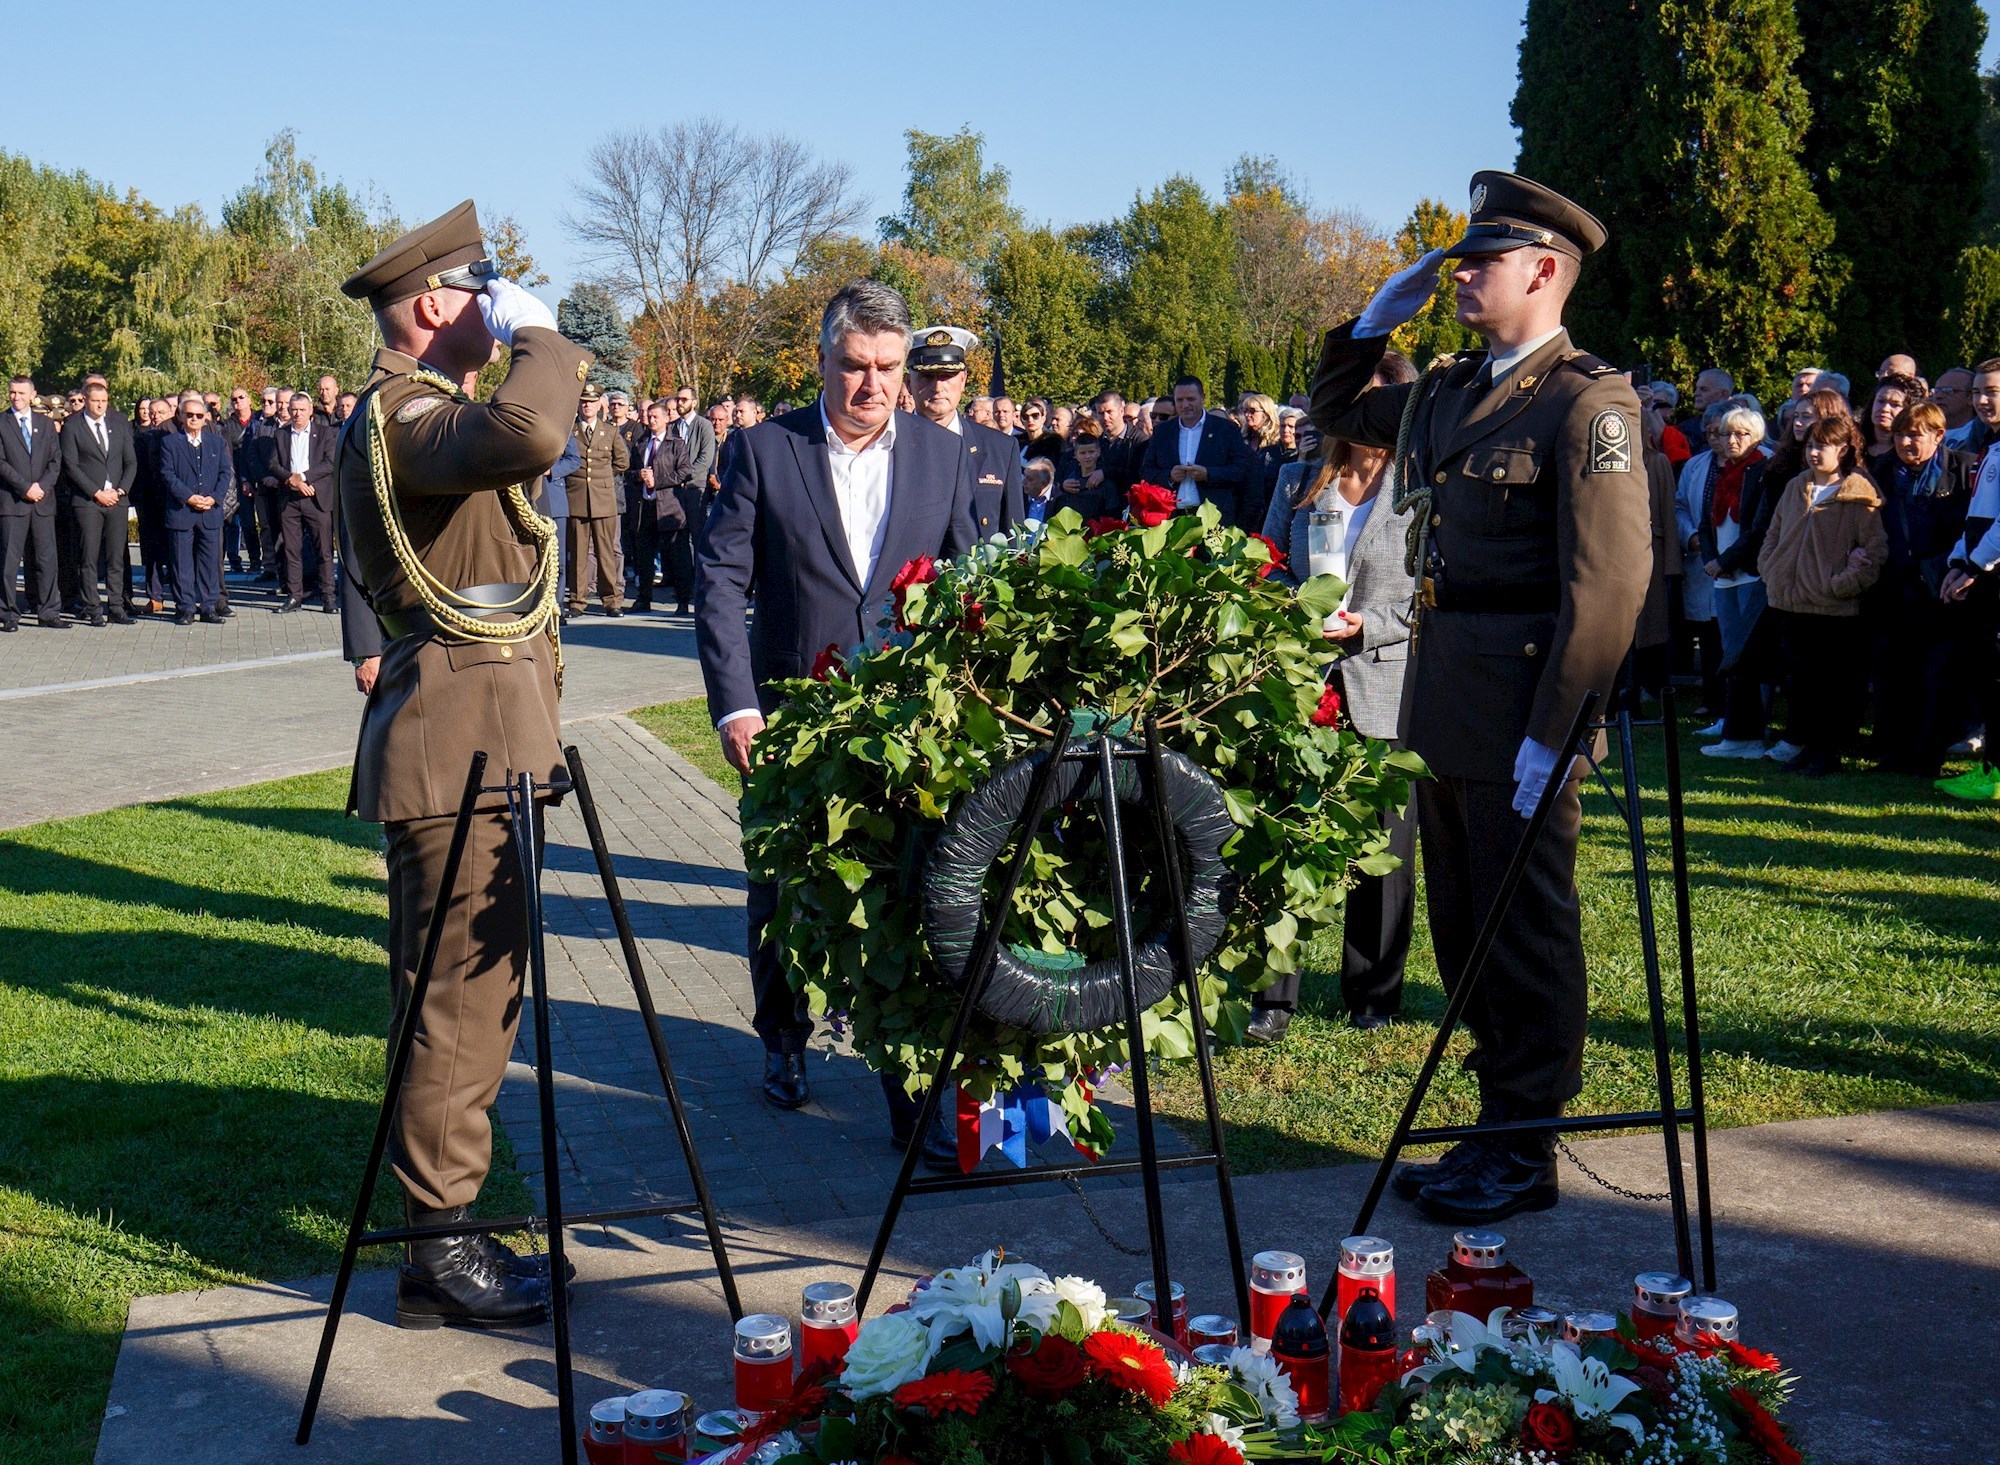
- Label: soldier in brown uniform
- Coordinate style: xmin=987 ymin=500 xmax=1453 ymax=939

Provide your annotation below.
xmin=565 ymin=383 xmax=630 ymax=617
xmin=336 ymin=200 xmax=591 ymax=1328
xmin=1311 ymin=173 xmax=1651 ymax=1224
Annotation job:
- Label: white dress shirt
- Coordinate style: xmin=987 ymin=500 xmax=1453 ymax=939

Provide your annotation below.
xmin=1176 ymin=419 xmax=1204 ymax=507
xmin=289 ymin=427 xmax=312 ymax=476
xmin=715 ymin=400 xmax=899 ymax=730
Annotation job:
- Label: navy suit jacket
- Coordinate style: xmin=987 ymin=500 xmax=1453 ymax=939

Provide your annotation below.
xmin=696 ymin=404 xmax=978 ymax=722
xmin=1139 ymin=413 xmax=1253 ymax=499
xmin=158 ymin=431 xmax=232 ymax=528
xmin=0 ymin=411 xmax=62 ymax=517
xmin=957 ymin=414 xmax=1025 ymax=538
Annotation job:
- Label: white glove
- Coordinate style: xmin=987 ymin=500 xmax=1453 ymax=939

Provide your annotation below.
xmin=1511 ymin=736 xmax=1571 ymax=818
xmin=1354 ymin=248 xmax=1446 ymax=338
xmin=478 ymin=278 xmax=557 ymax=348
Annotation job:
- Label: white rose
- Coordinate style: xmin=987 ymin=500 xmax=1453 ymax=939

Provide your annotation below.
xmin=1051 ymin=1276 xmax=1110 ymax=1332
xmin=839 ymin=1313 xmax=935 ymax=1400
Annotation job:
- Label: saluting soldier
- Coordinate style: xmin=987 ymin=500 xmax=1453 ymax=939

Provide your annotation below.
xmin=336 ymin=200 xmax=590 ymax=1329
xmin=905 ymin=325 xmax=1025 ymax=537
xmin=1310 ymin=172 xmax=1651 ymax=1225
xmin=566 ymin=382 xmax=631 ymax=617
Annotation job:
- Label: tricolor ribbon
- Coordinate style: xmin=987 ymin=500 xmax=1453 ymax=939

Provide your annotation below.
xmin=954 ymin=1081 xmax=1092 ymax=1172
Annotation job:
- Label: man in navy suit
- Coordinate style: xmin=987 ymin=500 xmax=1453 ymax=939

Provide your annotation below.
xmin=1 ymin=376 xmax=68 ymax=630
xmin=905 ymin=324 xmax=1025 ymax=539
xmin=58 ymin=378 xmax=138 ymax=626
xmin=158 ymin=391 xmax=233 ymax=624
xmin=697 ymin=280 xmax=977 ymax=1111
xmin=1139 ymin=375 xmax=1254 ymax=526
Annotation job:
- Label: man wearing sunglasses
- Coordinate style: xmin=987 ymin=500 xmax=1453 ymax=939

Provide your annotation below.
xmin=335 ymin=200 xmax=590 ymax=1333
xmin=158 ymin=391 xmax=233 ymax=624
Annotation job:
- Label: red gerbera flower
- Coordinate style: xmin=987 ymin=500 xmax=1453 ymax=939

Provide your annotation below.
xmin=1127 ymin=481 xmax=1178 ymax=528
xmin=1247 ymin=531 xmax=1287 ymax=578
xmin=809 ymin=642 xmax=844 ymax=681
xmin=892 ymin=1368 xmax=995 ymax=1418
xmin=1310 ymin=683 xmax=1342 ymax=727
xmin=1082 ymin=1330 xmax=1176 ymax=1406
xmin=1167 ymin=1434 xmax=1245 ymax=1465
xmin=1084 ymin=515 xmax=1129 ymax=537
xmin=1708 ymin=1333 xmax=1784 ymax=1374
xmin=888 ymin=554 xmax=938 ymax=629
xmin=1730 ymin=1387 xmax=1802 ymax=1465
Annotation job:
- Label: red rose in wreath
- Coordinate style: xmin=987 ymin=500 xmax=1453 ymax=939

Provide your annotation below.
xmin=1082 ymin=1329 xmax=1176 ymax=1406
xmin=1084 ymin=515 xmax=1129 ymax=537
xmin=809 ymin=643 xmax=844 ymax=681
xmin=1522 ymin=1401 xmax=1576 ymax=1455
xmin=1007 ymin=1335 xmax=1089 ymax=1399
xmin=1310 ymin=683 xmax=1343 ymax=727
xmin=889 ymin=554 xmax=938 ymax=629
xmin=1247 ymin=531 xmax=1287 ymax=578
xmin=892 ymin=1368 xmax=994 ymax=1418
xmin=1167 ymin=1433 xmax=1245 ymax=1465
xmin=961 ymin=596 xmax=987 ymax=633
xmin=1127 ymin=481 xmax=1178 ymax=528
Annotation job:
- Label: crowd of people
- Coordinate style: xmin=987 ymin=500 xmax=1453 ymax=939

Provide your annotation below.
xmin=4 ymin=339 xmax=1994 ymax=804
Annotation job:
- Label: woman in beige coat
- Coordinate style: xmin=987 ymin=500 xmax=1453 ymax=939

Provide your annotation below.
xmin=1758 ymin=416 xmax=1888 ymax=775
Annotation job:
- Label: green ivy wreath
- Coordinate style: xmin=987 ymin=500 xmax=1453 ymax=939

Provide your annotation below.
xmin=739 ymin=502 xmax=1424 ymax=1149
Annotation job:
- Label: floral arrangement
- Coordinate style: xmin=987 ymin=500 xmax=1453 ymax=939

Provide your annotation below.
xmin=1304 ymin=1305 xmax=1804 ymax=1465
xmin=740 ymin=494 xmax=1423 ymax=1143
xmin=707 ymin=1250 xmax=1296 ymax=1465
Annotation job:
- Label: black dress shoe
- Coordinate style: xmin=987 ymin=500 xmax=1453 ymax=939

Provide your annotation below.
xmin=199 ymin=610 xmax=226 ymax=624
xmin=1417 ymin=1140 xmax=1559 ymax=1224
xmin=1244 ymin=1007 xmax=1292 ymax=1046
xmin=174 ymin=612 xmax=197 ymax=626
xmin=920 ymin=1121 xmax=961 ymax=1174
xmin=1350 ymin=1012 xmax=1394 ymax=1031
xmin=633 ymin=599 xmax=653 ymax=613
xmin=0 ymin=617 xmax=17 ymax=633
xmin=214 ymin=601 xmax=234 ymax=618
xmin=38 ymin=616 xmax=70 ymax=629
xmin=108 ymin=611 xmax=134 ymax=626
xmin=606 ymin=606 xmax=626 ymax=618
xmin=396 ymin=1209 xmax=550 ymax=1330
xmin=762 ymin=1051 xmax=809 ymax=1110
xmin=276 ymin=596 xmax=304 ymax=613
xmin=320 ymin=601 xmax=337 ymax=614
xmin=89 ymin=612 xmax=107 ymax=627
xmin=1391 ymin=1138 xmax=1492 ymax=1200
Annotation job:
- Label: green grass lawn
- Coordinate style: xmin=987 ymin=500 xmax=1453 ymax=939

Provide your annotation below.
xmin=634 ymin=696 xmax=2000 ymax=1175
xmin=0 ymin=772 xmax=527 ymax=1465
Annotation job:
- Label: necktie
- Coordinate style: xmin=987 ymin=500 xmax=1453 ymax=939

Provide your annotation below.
xmin=644 ymin=437 xmax=656 ymax=466
xmin=17 ymin=415 xmax=29 ymax=448
xmin=93 ymin=418 xmax=107 ymax=453
xmin=1472 ymin=362 xmax=1496 ymax=393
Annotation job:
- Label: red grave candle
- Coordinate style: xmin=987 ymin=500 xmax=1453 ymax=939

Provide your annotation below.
xmin=1336 ymin=1236 xmax=1395 ymax=1327
xmin=798 ymin=1281 xmax=859 ymax=1375
xmin=1248 ymin=1250 xmax=1308 ymax=1354
xmin=1270 ymin=1294 xmax=1331 ymax=1423
xmin=1424 ymin=1230 xmax=1533 ymax=1318
xmin=1632 ymin=1272 xmax=1693 ymax=1341
xmin=1336 ymin=1287 xmax=1400 ymax=1415
xmin=732 ymin=1314 xmax=794 ymax=1415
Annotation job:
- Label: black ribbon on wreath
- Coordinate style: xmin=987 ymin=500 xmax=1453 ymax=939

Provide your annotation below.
xmin=922 ymin=734 xmax=1235 ymax=1034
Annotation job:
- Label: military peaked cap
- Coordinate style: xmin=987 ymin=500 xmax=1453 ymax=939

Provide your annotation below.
xmin=1445 ymin=171 xmax=1607 ymax=261
xmin=908 ymin=325 xmax=979 ymax=375
xmin=341 ymin=199 xmax=495 ymax=308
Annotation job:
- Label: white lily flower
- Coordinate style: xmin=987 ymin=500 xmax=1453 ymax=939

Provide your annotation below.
xmin=906 ymin=1249 xmax=1058 ymax=1351
xmin=1535 ymin=1341 xmax=1647 ymax=1445
xmin=1406 ymin=1308 xmax=1512 ymax=1383
xmin=1205 ymin=1414 xmax=1247 ymax=1450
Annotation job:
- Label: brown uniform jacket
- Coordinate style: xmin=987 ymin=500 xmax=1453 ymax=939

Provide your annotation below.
xmin=567 ymin=417 xmax=630 ymax=519
xmin=1311 ymin=323 xmax=1651 ymax=780
xmin=337 ymin=325 xmax=591 ymax=823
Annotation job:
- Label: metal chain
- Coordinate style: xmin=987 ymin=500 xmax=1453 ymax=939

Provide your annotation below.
xmin=1556 ymin=1139 xmax=1673 ymax=1203
xmin=1061 ymin=1174 xmax=1153 ymax=1257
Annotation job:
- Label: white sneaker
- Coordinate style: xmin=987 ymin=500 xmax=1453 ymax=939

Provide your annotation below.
xmin=1695 ymin=720 xmax=1725 ymax=738
xmin=1764 ymin=740 xmax=1804 ymax=762
xmin=1700 ymin=738 xmax=1768 ymax=759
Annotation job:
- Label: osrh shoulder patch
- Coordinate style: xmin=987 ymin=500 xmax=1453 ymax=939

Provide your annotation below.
xmin=1587 ymin=407 xmax=1632 ymax=475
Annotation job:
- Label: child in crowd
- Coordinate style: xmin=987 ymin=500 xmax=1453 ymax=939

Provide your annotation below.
xmin=1757 ymin=417 xmax=1889 ymax=775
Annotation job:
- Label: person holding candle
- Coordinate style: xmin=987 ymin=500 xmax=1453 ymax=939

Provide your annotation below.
xmin=1251 ymin=352 xmax=1421 ymax=1044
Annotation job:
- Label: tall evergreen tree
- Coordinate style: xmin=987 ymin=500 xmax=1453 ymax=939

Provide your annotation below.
xmin=1797 ymin=0 xmax=1988 ymax=376
xmin=982 ymin=226 xmax=1104 ymax=403
xmin=1512 ymin=0 xmax=1651 ymax=359
xmin=1101 ymin=177 xmax=1243 ymax=399
xmin=557 ymin=282 xmax=635 ymax=393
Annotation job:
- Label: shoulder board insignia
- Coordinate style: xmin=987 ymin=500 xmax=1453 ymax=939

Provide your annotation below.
xmin=395 ymin=395 xmax=446 ymax=424
xmin=1587 ymin=407 xmax=1633 ymax=475
xmin=576 ymin=361 xmax=589 ymax=383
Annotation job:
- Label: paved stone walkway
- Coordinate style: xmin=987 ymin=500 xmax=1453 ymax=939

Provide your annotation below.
xmin=510 ymin=714 xmax=1187 ymax=1231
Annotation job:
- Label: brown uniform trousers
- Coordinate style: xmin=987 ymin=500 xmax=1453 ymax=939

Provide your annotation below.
xmin=337 ymin=325 xmax=591 ymax=1210
xmin=564 ymin=418 xmax=629 ymax=613
xmin=1312 ymin=322 xmax=1650 ymax=1115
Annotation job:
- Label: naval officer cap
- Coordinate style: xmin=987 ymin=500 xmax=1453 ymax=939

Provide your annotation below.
xmin=908 ymin=325 xmax=980 ymax=376
xmin=1444 ymin=171 xmax=1607 ymax=261
xmin=340 ymin=199 xmax=497 ymax=308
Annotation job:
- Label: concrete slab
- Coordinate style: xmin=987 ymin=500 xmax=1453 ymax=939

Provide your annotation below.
xmin=96 ymin=1102 xmax=2000 ymax=1465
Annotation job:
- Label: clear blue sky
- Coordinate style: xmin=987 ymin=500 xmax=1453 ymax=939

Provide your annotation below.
xmin=12 ymin=0 xmax=2000 ymax=303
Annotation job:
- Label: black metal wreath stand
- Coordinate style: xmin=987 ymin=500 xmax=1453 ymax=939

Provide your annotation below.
xmin=296 ymin=746 xmax=743 ymax=1465
xmin=1317 ymin=688 xmax=1718 ymax=1321
xmin=854 ymin=713 xmax=1253 ymax=1330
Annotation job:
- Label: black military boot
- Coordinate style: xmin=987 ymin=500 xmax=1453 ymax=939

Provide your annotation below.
xmin=1415 ymin=1124 xmax=1559 ymax=1224
xmin=397 ymin=1203 xmax=550 ymax=1330
xmin=1390 ymin=1102 xmax=1499 ymax=1200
